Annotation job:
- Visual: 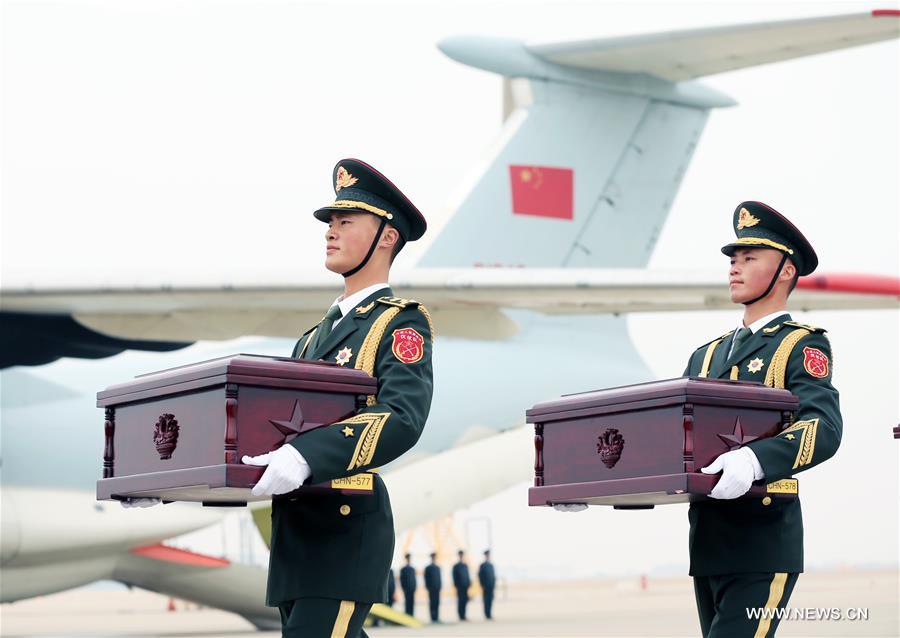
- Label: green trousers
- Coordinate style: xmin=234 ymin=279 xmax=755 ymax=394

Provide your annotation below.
xmin=278 ymin=598 xmax=372 ymax=638
xmin=694 ymin=573 xmax=799 ymax=638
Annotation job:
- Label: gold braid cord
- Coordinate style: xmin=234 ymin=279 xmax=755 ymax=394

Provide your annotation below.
xmin=355 ymin=307 xmax=403 ymax=405
xmin=764 ymin=328 xmax=810 ymax=389
xmin=699 ymin=339 xmax=723 ymax=378
xmin=418 ymin=305 xmax=436 ymax=342
xmin=339 ymin=413 xmax=390 ymax=471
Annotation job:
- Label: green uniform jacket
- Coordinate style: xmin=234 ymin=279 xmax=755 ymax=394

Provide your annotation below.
xmin=683 ymin=313 xmax=842 ymax=576
xmin=266 ymin=287 xmax=434 ymax=606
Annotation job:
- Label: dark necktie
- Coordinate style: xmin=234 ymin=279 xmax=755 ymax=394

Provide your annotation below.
xmin=730 ymin=326 xmax=752 ymax=358
xmin=310 ymin=305 xmax=343 ymax=356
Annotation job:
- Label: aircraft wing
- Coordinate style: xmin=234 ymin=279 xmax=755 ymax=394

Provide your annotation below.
xmin=2 ymin=269 xmax=897 ymax=366
xmin=527 ymin=10 xmax=900 ymax=81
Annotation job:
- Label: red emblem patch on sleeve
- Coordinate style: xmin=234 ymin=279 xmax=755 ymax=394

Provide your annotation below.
xmin=391 ymin=327 xmax=424 ymax=364
xmin=802 ymin=346 xmax=829 ymax=378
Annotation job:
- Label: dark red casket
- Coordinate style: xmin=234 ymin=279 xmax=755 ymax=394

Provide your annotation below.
xmin=96 ymin=354 xmax=378 ymax=506
xmin=527 ymin=377 xmax=801 ymax=509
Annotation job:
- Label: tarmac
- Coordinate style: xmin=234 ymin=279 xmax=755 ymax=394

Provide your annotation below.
xmin=1 ymin=570 xmax=897 ymax=637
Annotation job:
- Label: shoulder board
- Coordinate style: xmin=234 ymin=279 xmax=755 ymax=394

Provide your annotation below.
xmin=696 ymin=330 xmax=734 ymax=350
xmin=377 ymin=296 xmax=420 ymax=309
xmin=783 ymin=320 xmax=826 ymax=334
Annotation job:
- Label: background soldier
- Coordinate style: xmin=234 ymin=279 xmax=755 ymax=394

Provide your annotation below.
xmin=399 ymin=553 xmax=417 ymax=617
xmin=683 ymin=201 xmax=842 ymax=637
xmin=424 ymin=552 xmax=442 ymax=623
xmin=242 ymin=159 xmax=434 ymax=638
xmin=478 ymin=549 xmax=496 ymax=620
xmin=451 ymin=550 xmax=471 ymax=621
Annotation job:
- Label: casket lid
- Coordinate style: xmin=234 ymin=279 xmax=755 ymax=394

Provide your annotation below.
xmin=527 ymin=377 xmax=798 ymax=422
xmin=97 ymin=354 xmax=377 ymax=406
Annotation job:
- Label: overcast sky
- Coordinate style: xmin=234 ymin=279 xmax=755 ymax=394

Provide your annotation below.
xmin=2 ymin=0 xmax=898 ymax=583
xmin=2 ymin=0 xmax=898 ymax=285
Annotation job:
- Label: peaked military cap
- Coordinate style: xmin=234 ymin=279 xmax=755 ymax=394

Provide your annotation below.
xmin=721 ymin=201 xmax=818 ymax=276
xmin=313 ymin=158 xmax=427 ymax=242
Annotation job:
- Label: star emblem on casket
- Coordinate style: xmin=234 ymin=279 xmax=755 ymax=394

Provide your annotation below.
xmin=717 ymin=417 xmax=760 ymax=450
xmin=335 ymin=347 xmax=353 ymax=366
xmin=747 ymin=357 xmax=765 ymax=373
xmin=269 ymin=400 xmax=305 ymax=444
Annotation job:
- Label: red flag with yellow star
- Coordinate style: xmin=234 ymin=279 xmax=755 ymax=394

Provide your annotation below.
xmin=509 ymin=165 xmax=573 ymax=220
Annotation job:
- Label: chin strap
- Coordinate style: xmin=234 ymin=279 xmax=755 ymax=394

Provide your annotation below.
xmin=743 ymin=252 xmax=789 ymax=306
xmin=341 ymin=218 xmax=387 ymax=278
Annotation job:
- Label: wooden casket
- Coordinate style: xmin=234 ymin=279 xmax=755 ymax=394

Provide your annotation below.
xmin=96 ymin=354 xmax=378 ymax=506
xmin=527 ymin=377 xmax=801 ymax=509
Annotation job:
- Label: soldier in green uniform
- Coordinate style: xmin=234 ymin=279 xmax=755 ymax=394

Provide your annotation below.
xmin=683 ymin=201 xmax=842 ymax=637
xmin=242 ymin=158 xmax=434 ymax=638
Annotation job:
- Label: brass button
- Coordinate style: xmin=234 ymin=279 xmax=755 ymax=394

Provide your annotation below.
xmin=339 ymin=504 xmax=351 ymax=516
xmin=762 ymin=496 xmax=772 ymax=506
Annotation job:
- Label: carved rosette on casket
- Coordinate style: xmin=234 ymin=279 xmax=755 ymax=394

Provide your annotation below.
xmin=153 ymin=413 xmax=179 ymax=460
xmin=597 ymin=428 xmax=624 ymax=468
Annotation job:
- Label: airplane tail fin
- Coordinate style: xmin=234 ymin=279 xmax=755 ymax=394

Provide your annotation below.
xmin=417 ymin=60 xmax=714 ymax=269
xmin=417 ymin=10 xmax=899 ymax=269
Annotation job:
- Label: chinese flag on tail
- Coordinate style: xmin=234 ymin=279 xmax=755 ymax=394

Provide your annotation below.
xmin=509 ymin=165 xmax=574 ymax=220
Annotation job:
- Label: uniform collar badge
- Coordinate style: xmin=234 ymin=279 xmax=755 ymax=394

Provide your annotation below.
xmin=335 ymin=347 xmax=353 ymax=366
xmin=762 ymin=325 xmax=781 ymax=333
xmin=356 ymin=302 xmax=375 ymax=314
xmin=341 ymin=426 xmax=355 ymax=438
xmin=737 ymin=207 xmax=761 ymax=230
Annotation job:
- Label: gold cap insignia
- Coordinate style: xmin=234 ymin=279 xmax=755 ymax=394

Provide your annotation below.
xmin=335 ymin=166 xmax=358 ymax=192
xmin=737 ymin=207 xmax=760 ymax=230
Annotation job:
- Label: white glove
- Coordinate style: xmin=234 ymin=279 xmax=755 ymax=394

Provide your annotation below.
xmin=120 ymin=497 xmax=162 ymax=508
xmin=243 ymin=444 xmax=311 ymax=496
xmin=552 ymin=503 xmax=588 ymax=512
xmin=702 ymin=447 xmax=765 ymax=499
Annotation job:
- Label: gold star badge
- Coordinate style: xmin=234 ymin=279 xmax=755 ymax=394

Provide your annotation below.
xmin=341 ymin=426 xmax=355 ymax=438
xmin=747 ymin=357 xmax=764 ymax=373
xmin=785 ymin=434 xmax=796 ymax=441
xmin=335 ymin=347 xmax=353 ymax=366
xmin=356 ymin=302 xmax=375 ymax=314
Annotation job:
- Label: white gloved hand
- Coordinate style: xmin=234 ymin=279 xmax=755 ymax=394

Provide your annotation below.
xmin=702 ymin=447 xmax=764 ymax=500
xmin=552 ymin=503 xmax=588 ymax=513
xmin=120 ymin=497 xmax=162 ymax=508
xmin=244 ymin=445 xmax=311 ymax=496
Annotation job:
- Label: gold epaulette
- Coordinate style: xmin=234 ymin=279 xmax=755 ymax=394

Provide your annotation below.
xmin=784 ymin=320 xmax=826 ymax=334
xmin=377 ymin=296 xmax=420 ymax=308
